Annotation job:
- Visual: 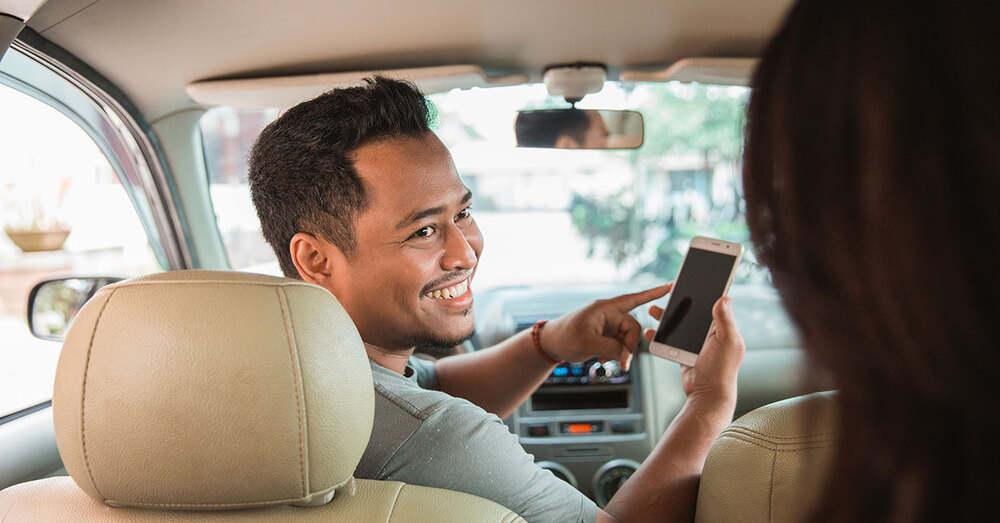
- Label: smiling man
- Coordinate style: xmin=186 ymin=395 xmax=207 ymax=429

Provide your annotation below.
xmin=248 ymin=76 xmax=744 ymax=523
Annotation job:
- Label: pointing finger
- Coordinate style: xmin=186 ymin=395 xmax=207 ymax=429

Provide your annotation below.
xmin=610 ymin=283 xmax=673 ymax=312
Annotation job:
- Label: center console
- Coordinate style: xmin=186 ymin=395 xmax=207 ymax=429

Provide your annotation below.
xmin=508 ymin=318 xmax=652 ymax=506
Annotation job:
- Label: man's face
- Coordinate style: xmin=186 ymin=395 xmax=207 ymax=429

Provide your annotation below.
xmin=582 ymin=111 xmax=610 ymax=148
xmin=554 ymin=111 xmax=610 ymax=149
xmin=326 ymin=132 xmax=483 ymax=351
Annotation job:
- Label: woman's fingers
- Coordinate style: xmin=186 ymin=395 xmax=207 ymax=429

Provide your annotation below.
xmin=648 ymin=304 xmax=664 ymax=321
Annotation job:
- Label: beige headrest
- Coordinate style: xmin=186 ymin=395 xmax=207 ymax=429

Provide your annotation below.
xmin=53 ymin=270 xmax=374 ymax=510
xmin=695 ymin=391 xmax=838 ymax=523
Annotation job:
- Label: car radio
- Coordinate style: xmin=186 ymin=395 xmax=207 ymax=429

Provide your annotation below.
xmin=544 ymin=359 xmax=629 ymax=386
xmin=516 ymin=352 xmax=648 ymax=507
xmin=508 ymin=314 xmax=651 ymax=507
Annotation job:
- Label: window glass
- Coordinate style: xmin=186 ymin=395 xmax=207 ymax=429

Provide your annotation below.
xmin=200 ymin=107 xmax=281 ymax=273
xmin=0 ymin=84 xmax=161 ymax=417
xmin=201 ymin=82 xmax=767 ymax=286
xmin=430 ymin=82 xmax=763 ymax=289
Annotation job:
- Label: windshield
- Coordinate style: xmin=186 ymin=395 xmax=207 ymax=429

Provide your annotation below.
xmin=200 ymin=81 xmax=765 ymax=291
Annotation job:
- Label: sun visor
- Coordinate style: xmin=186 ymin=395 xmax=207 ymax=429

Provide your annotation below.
xmin=2 ymin=0 xmax=50 ymax=60
xmin=0 ymin=14 xmax=23 ymax=60
xmin=186 ymin=65 xmax=528 ymax=109
xmin=1 ymin=0 xmax=49 ymax=20
xmin=621 ymin=58 xmax=758 ymax=86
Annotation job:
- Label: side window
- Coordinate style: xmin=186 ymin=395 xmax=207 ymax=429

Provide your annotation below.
xmin=0 ymin=83 xmax=161 ymax=417
xmin=200 ymin=107 xmax=281 ymax=274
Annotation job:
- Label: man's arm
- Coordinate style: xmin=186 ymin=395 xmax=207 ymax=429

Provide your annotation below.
xmin=434 ymin=285 xmax=671 ymax=419
xmin=432 ymin=327 xmax=554 ymax=419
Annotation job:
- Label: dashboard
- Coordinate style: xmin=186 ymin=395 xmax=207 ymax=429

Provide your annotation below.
xmin=473 ymin=282 xmax=810 ymax=506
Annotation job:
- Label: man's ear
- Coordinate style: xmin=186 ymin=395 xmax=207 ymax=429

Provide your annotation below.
xmin=290 ymin=232 xmax=343 ymax=286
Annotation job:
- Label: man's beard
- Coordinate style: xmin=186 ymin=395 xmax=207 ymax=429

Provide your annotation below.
xmin=395 ymin=309 xmax=476 ymax=357
xmin=413 ymin=327 xmax=477 ymax=358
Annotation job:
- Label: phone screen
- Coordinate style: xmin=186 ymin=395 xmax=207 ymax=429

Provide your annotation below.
xmin=653 ymin=247 xmax=737 ymax=354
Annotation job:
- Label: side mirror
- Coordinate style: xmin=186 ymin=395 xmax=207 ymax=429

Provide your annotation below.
xmin=27 ymin=277 xmax=123 ymax=341
xmin=515 ymin=109 xmax=644 ymax=150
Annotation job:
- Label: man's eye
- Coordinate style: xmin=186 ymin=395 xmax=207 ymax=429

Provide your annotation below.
xmin=412 ymin=226 xmax=435 ymax=239
xmin=456 ymin=207 xmax=472 ymax=220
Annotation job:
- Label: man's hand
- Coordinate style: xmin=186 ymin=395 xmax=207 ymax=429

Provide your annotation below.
xmin=644 ymin=296 xmax=745 ymax=402
xmin=539 ymin=284 xmax=672 ymax=370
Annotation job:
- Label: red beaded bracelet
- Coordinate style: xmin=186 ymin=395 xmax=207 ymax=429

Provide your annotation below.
xmin=531 ymin=320 xmax=561 ymax=365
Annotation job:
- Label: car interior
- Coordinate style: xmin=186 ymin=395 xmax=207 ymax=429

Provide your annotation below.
xmin=0 ymin=0 xmax=836 ymax=521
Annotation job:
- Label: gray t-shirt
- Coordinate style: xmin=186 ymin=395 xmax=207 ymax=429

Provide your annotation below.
xmin=355 ymin=357 xmax=599 ymax=523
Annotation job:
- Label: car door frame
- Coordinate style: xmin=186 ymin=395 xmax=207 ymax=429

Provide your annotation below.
xmin=0 ymin=30 xmax=191 ymax=490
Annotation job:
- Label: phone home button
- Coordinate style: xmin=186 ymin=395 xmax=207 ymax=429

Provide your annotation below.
xmin=668 ymin=349 xmax=679 ymax=357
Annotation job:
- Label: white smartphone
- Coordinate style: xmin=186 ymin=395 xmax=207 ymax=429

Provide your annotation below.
xmin=649 ymin=236 xmax=743 ymax=366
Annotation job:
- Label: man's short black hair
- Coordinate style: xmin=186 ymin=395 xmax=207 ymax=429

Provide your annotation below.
xmin=514 ymin=109 xmax=591 ymax=147
xmin=248 ymin=76 xmax=434 ymax=278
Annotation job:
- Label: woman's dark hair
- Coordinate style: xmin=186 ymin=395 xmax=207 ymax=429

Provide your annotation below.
xmin=743 ymin=0 xmax=999 ymax=520
xmin=248 ymin=76 xmax=433 ymax=278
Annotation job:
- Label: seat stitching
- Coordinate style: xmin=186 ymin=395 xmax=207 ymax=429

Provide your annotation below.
xmin=726 ymin=426 xmax=837 ymax=440
xmin=113 ymin=280 xmax=320 ymax=289
xmin=80 ymin=288 xmax=115 ymax=501
xmin=720 ymin=429 xmax=837 ymax=447
xmin=277 ymin=287 xmax=308 ymax=497
xmin=104 ymin=496 xmax=330 ymax=509
xmin=767 ymin=449 xmax=776 ymax=523
xmin=104 ymin=478 xmax=360 ymax=510
xmin=385 ymin=483 xmax=405 ymax=523
xmin=717 ymin=434 xmax=835 ymax=453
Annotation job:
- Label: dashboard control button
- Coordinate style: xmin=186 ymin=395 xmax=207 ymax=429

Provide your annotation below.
xmin=589 ymin=360 xmax=624 ymax=382
xmin=593 ymin=459 xmax=641 ymax=507
xmin=611 ymin=421 xmax=635 ymax=434
xmin=560 ymin=421 xmax=603 ymax=434
xmin=528 ymin=424 xmax=549 ymax=436
xmin=588 ymin=361 xmax=607 ymax=381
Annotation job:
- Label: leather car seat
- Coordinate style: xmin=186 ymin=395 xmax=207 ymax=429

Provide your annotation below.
xmin=0 ymin=270 xmax=523 ymax=522
xmin=694 ymin=391 xmax=838 ymax=523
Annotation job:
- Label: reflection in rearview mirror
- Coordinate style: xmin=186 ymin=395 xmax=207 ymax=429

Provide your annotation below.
xmin=27 ymin=277 xmax=123 ymax=342
xmin=515 ymin=109 xmax=644 ymax=150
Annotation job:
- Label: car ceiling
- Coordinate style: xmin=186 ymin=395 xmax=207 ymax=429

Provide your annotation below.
xmin=21 ymin=0 xmax=793 ymax=121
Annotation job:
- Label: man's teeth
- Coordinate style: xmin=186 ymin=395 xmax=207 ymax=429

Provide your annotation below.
xmin=424 ymin=279 xmax=469 ymax=300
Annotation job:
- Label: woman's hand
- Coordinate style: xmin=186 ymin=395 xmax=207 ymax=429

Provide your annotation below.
xmin=645 ymin=296 xmax=745 ymax=403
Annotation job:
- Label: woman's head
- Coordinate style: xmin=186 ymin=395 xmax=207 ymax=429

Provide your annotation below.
xmin=743 ymin=0 xmax=999 ymax=519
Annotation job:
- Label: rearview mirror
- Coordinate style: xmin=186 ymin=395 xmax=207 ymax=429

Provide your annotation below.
xmin=27 ymin=277 xmax=123 ymax=341
xmin=515 ymin=109 xmax=643 ymax=150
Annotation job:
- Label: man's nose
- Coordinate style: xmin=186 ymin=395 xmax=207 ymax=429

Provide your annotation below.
xmin=440 ymin=223 xmax=478 ymax=270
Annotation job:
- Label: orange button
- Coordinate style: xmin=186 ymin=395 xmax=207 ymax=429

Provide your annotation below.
xmin=567 ymin=423 xmax=592 ymax=434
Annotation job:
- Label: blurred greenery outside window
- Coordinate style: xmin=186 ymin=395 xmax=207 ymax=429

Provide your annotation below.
xmin=200 ymin=81 xmax=767 ymax=288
